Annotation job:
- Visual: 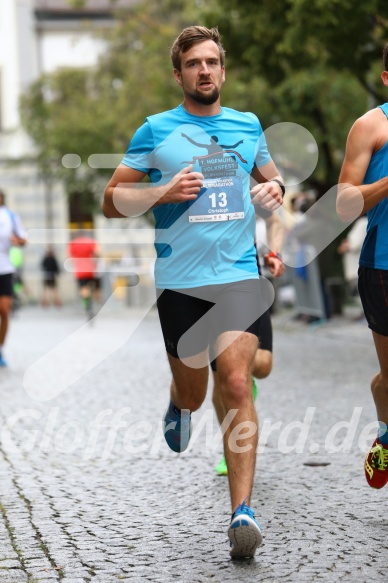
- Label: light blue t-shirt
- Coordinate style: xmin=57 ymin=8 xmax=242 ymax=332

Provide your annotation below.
xmin=359 ymin=102 xmax=388 ymax=270
xmin=122 ymin=104 xmax=271 ymax=289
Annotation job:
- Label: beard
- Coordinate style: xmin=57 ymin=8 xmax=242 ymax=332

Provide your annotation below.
xmin=186 ymin=86 xmax=220 ymax=105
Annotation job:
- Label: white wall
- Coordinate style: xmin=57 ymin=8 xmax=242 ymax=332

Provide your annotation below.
xmin=0 ymin=1 xmax=119 ymax=303
xmin=39 ymin=31 xmax=107 ymax=72
xmin=0 ymin=0 xmax=108 ymax=132
xmin=0 ymin=0 xmax=39 ymax=131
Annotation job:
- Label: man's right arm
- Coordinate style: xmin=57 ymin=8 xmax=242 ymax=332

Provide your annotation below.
xmin=102 ymin=163 xmax=204 ymax=219
xmin=337 ymin=110 xmax=388 ymax=221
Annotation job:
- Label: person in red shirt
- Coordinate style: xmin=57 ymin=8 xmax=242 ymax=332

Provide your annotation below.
xmin=68 ymin=232 xmax=99 ymax=312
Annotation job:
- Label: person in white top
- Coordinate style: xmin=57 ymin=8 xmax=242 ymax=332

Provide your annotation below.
xmin=0 ymin=190 xmax=27 ymax=366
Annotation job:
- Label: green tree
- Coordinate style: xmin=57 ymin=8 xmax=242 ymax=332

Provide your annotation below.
xmin=19 ymin=0 xmax=209 ymax=222
xmin=21 ymin=0 xmax=387 ymax=210
xmin=203 ymin=0 xmax=388 ymax=195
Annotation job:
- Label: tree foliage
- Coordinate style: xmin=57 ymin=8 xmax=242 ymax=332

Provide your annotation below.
xmin=202 ymin=0 xmax=388 ymax=194
xmin=20 ymin=0 xmax=388 ymax=208
xmin=19 ymin=0 xmax=208 ymax=213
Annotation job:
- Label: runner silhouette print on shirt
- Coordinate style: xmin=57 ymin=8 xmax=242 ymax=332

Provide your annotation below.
xmin=181 ymin=133 xmax=247 ymax=166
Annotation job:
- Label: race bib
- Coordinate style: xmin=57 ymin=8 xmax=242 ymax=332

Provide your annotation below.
xmin=188 ymin=176 xmax=244 ymax=222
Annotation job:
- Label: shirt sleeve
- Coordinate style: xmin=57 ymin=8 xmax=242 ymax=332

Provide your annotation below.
xmin=13 ymin=213 xmax=27 ymax=240
xmin=253 ymin=116 xmax=271 ymax=168
xmin=121 ymin=120 xmax=155 ymax=173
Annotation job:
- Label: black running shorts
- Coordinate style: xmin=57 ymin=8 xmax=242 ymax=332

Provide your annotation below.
xmin=77 ymin=277 xmax=95 ymax=289
xmin=156 ymin=279 xmax=273 ymax=360
xmin=210 ymin=308 xmax=272 ymax=372
xmin=358 ymin=266 xmax=388 ymax=336
xmin=0 ymin=273 xmax=13 ymax=297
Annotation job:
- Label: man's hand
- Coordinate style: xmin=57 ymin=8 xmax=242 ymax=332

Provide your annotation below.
xmin=251 ymin=181 xmax=283 ymax=211
xmin=263 ymin=253 xmax=285 ymax=278
xmin=159 ymin=165 xmax=204 ymax=205
xmin=10 ymin=235 xmax=26 ymax=247
xmin=337 ymin=239 xmax=350 ymax=254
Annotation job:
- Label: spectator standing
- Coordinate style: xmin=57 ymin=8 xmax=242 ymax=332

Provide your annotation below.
xmin=41 ymin=246 xmax=61 ymax=307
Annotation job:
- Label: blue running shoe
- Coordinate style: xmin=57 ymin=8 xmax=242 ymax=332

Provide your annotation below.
xmin=0 ymin=354 xmax=7 ymax=367
xmin=163 ymin=401 xmax=191 ymax=453
xmin=228 ymin=501 xmax=263 ymax=559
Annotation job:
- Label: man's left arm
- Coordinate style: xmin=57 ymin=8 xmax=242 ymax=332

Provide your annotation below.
xmin=263 ymin=211 xmax=285 ymax=278
xmin=337 ymin=112 xmax=388 ymax=221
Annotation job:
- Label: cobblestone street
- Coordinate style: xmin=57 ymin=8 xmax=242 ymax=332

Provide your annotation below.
xmin=0 ymin=302 xmax=386 ymax=582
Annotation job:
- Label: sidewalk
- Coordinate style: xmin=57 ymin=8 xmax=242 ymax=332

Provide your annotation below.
xmin=0 ymin=304 xmax=385 ymax=582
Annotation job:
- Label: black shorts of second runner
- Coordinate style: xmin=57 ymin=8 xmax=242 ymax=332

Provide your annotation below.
xmin=77 ymin=277 xmax=95 ymax=290
xmin=156 ymin=279 xmax=270 ymax=360
xmin=358 ymin=266 xmax=388 ymax=336
xmin=0 ymin=273 xmax=13 ymax=297
xmin=210 ymin=308 xmax=272 ymax=372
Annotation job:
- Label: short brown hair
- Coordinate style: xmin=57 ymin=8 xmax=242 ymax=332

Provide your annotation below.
xmin=384 ymin=42 xmax=388 ymax=71
xmin=170 ymin=26 xmax=225 ymax=71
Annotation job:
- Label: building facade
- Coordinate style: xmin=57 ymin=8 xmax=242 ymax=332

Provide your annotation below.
xmin=0 ymin=0 xmax=148 ymax=302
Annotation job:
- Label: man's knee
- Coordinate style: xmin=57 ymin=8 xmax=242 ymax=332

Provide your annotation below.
xmin=219 ymin=371 xmax=252 ymax=408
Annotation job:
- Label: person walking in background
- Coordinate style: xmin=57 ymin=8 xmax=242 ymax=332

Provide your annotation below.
xmin=337 ymin=42 xmax=388 ymax=489
xmin=41 ymin=246 xmax=61 ymax=307
xmin=0 ymin=189 xmax=27 ymax=366
xmin=103 ymin=26 xmax=284 ymax=558
xmin=68 ymin=231 xmax=99 ymax=312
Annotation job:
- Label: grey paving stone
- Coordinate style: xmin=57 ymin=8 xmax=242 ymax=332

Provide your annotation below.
xmin=0 ymin=306 xmax=385 ymax=582
xmin=0 ymin=560 xmax=21 ymax=569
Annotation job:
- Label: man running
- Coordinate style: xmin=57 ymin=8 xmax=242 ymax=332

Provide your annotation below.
xmin=0 ymin=190 xmax=27 ymax=366
xmin=103 ymin=26 xmax=284 ymax=558
xmin=337 ymin=42 xmax=388 ymax=489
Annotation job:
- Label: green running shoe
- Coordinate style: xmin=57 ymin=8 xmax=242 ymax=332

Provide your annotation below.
xmin=215 ymin=378 xmax=258 ymax=476
xmin=215 ymin=455 xmax=228 ymax=476
xmin=251 ymin=376 xmax=258 ymax=401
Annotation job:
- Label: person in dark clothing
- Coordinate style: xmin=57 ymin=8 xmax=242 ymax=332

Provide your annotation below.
xmin=41 ymin=246 xmax=61 ymax=307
